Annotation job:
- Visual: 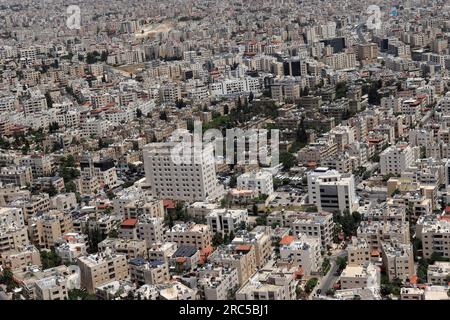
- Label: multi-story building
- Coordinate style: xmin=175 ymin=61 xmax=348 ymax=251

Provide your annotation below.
xmin=235 ymin=267 xmax=297 ymax=300
xmin=380 ymin=241 xmax=415 ymax=282
xmin=0 ymin=166 xmax=33 ymax=187
xmin=143 ymin=141 xmax=223 ymax=202
xmin=419 ymin=218 xmax=450 ymax=259
xmin=198 ymin=266 xmax=239 ymax=300
xmin=208 ymin=244 xmax=257 ymax=285
xmin=237 ymin=171 xmax=274 ymax=195
xmin=291 ymin=211 xmax=334 ymax=249
xmin=206 ymin=209 xmax=248 ymax=236
xmin=340 ymin=262 xmax=381 ymax=290
xmin=137 ymin=216 xmax=165 ymax=247
xmin=347 ymin=237 xmax=371 ymax=266
xmin=380 ymin=144 xmax=417 ymax=176
xmin=231 ymin=226 xmax=272 ymax=269
xmin=28 ymin=210 xmax=73 ymax=249
xmin=77 ymin=252 xmax=129 ymax=293
xmin=427 ymin=262 xmax=450 ymax=285
xmin=279 ymin=234 xmax=321 ymax=275
xmin=0 ymin=245 xmax=41 ymax=271
xmin=165 ymin=222 xmax=212 ymax=250
xmin=98 ymin=238 xmax=147 ymax=260
xmin=35 ymin=275 xmax=69 ymax=300
xmin=307 ymin=167 xmax=359 ymax=213
xmin=129 ymin=257 xmax=170 ymax=285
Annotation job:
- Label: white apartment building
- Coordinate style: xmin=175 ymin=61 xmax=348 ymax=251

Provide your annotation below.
xmin=427 ymin=261 xmax=450 ymax=285
xmin=307 ymin=167 xmax=359 ymax=213
xmin=340 ymin=262 xmax=381 ymax=290
xmin=237 ymin=171 xmax=274 ymax=195
xmin=143 ymin=141 xmax=222 ymax=202
xmin=380 ymin=144 xmax=417 ymax=176
xmin=206 ymin=209 xmax=248 ymax=236
xmin=279 ymin=234 xmax=321 ymax=275
xmin=199 ymin=266 xmax=239 ymax=300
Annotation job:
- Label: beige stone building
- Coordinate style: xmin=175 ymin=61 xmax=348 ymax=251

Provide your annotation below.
xmin=129 ymin=257 xmax=170 ymax=285
xmin=77 ymin=252 xmax=129 ymax=293
xmin=208 ymin=244 xmax=257 ymax=285
xmin=165 ymin=222 xmax=212 ymax=250
xmin=35 ymin=275 xmax=68 ymax=300
xmin=0 ymin=245 xmax=41 ymax=271
xmin=28 ymin=210 xmax=73 ymax=249
xmin=98 ymin=238 xmax=147 ymax=259
xmin=235 ymin=267 xmax=297 ymax=300
xmin=380 ymin=241 xmax=415 ymax=282
xmin=231 ymin=226 xmax=272 ymax=269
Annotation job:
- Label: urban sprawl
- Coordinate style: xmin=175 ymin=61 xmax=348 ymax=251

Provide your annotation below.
xmin=0 ymin=0 xmax=450 ymax=301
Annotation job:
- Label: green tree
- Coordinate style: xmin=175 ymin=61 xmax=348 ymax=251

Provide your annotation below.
xmin=280 ymin=152 xmax=296 ymax=170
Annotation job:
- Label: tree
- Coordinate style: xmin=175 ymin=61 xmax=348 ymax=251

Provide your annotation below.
xmin=248 ymin=91 xmax=254 ymax=103
xmin=40 ymin=248 xmax=62 ymax=269
xmin=305 ymin=278 xmax=318 ymax=293
xmin=280 ymin=152 xmax=296 ymax=170
xmin=136 ymin=108 xmax=143 ymax=118
xmin=68 ymin=288 xmax=96 ymax=300
xmin=212 ymin=233 xmax=224 ymax=247
xmin=336 ymin=256 xmax=348 ymax=271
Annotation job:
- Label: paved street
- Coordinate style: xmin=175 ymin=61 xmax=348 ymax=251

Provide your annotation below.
xmin=310 ymin=249 xmax=347 ymax=299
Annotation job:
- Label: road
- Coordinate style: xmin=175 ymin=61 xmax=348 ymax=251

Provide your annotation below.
xmin=310 ymin=249 xmax=347 ymax=299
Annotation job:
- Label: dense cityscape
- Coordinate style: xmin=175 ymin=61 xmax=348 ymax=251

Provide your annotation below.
xmin=0 ymin=0 xmax=450 ymax=301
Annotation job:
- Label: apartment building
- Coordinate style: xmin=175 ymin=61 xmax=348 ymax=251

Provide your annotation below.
xmin=291 ymin=211 xmax=334 ymax=249
xmin=137 ymin=216 xmax=165 ymax=247
xmin=19 ymin=155 xmax=53 ymax=177
xmin=235 ymin=267 xmax=297 ymax=300
xmin=427 ymin=261 xmax=450 ymax=285
xmin=198 ymin=266 xmax=239 ymax=300
xmin=231 ymin=226 xmax=272 ymax=269
xmin=169 ymin=245 xmax=200 ymax=272
xmin=10 ymin=194 xmax=50 ymax=222
xmin=380 ymin=144 xmax=417 ymax=176
xmin=340 ymin=262 xmax=381 ymax=290
xmin=148 ymin=242 xmax=178 ymax=263
xmin=237 ymin=171 xmax=274 ymax=195
xmin=35 ymin=275 xmax=68 ymax=300
xmin=98 ymin=238 xmax=147 ymax=260
xmin=347 ymin=237 xmax=371 ymax=266
xmin=28 ymin=210 xmax=73 ymax=249
xmin=77 ymin=252 xmax=129 ymax=293
xmin=0 ymin=225 xmax=29 ymax=253
xmin=206 ymin=209 xmax=249 ymax=236
xmin=419 ymin=218 xmax=450 ymax=259
xmin=307 ymin=167 xmax=359 ymax=213
xmin=165 ymin=222 xmax=212 ymax=250
xmin=380 ymin=241 xmax=415 ymax=282
xmin=279 ymin=234 xmax=321 ymax=275
xmin=143 ymin=141 xmax=222 ymax=202
xmin=123 ymin=198 xmax=164 ymax=220
xmin=357 ymin=221 xmax=410 ymax=259
xmin=129 ymin=257 xmax=170 ymax=285
xmin=0 ymin=166 xmax=33 ymax=187
xmin=208 ymin=244 xmax=257 ymax=285
xmin=54 ymin=232 xmax=88 ymax=263
xmin=0 ymin=245 xmax=41 ymax=271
